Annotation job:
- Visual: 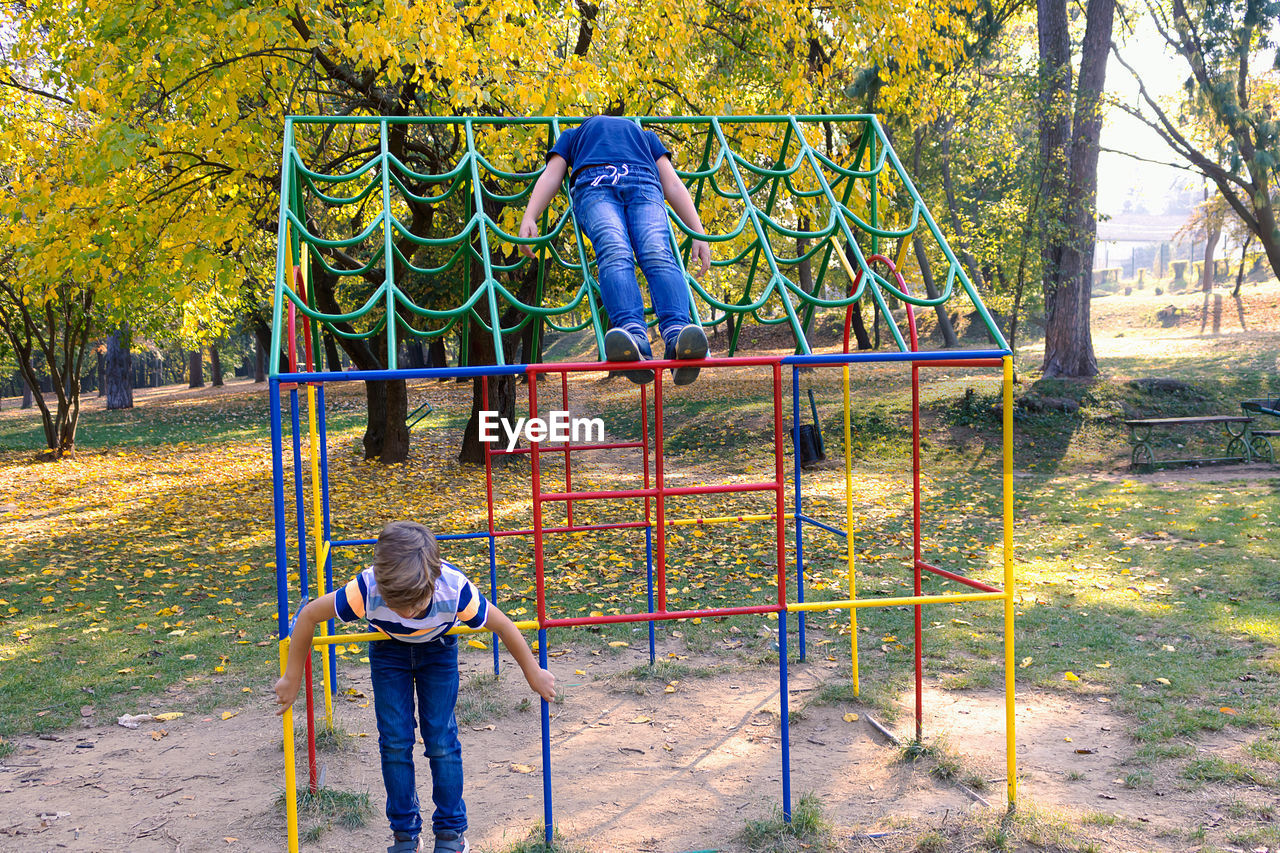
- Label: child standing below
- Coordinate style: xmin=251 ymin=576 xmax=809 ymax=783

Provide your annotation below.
xmin=275 ymin=521 xmax=556 ymax=853
xmin=519 ymin=115 xmax=712 ymax=385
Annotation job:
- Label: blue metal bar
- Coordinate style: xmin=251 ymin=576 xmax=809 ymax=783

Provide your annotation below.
xmin=539 ymin=627 xmax=553 ymax=845
xmin=792 ymin=366 xmax=806 ymax=661
xmin=289 ymin=390 xmax=310 ymax=621
xmin=489 ymin=533 xmax=499 ymax=676
xmin=780 ymin=610 xmax=792 ymax=821
xmin=271 ymin=381 xmax=289 ymax=639
xmin=798 ymin=514 xmax=848 ymax=538
xmin=318 ymin=385 xmax=337 ymax=692
xmin=276 ymin=365 xmax=528 ymax=384
xmin=646 ymin=526 xmax=656 ymax=665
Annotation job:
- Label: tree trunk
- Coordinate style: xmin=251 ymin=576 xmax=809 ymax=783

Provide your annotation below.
xmin=1038 ymin=0 xmax=1114 ymax=378
xmin=96 ymin=348 xmax=105 ymax=397
xmin=105 ymin=330 xmax=133 ymax=410
xmin=458 ymin=318 xmax=517 ymax=464
xmin=21 ymin=375 xmax=33 ymax=409
xmin=363 ymin=379 xmax=410 ymax=460
xmin=188 ymin=349 xmax=204 ymax=388
xmin=323 ymin=331 xmax=343 ymax=373
xmin=1233 ymin=231 xmax=1253 ymax=297
xmin=1201 ymin=218 xmax=1221 ymax=293
xmin=210 ymin=343 xmax=224 ymax=387
xmin=427 ymin=339 xmax=447 ymax=369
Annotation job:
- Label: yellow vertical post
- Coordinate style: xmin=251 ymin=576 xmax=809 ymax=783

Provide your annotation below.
xmin=1002 ymin=355 xmax=1017 ymax=808
xmin=280 ymin=640 xmax=300 ymax=853
xmin=844 ymin=365 xmax=859 ymax=695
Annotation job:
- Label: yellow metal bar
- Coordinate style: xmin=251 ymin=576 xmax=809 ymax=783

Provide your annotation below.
xmin=668 ymin=513 xmax=775 ymax=527
xmin=280 ymin=640 xmax=300 ymax=853
xmin=894 ymin=232 xmax=910 ymax=273
xmin=788 ymin=590 xmax=1007 ymax=613
xmin=844 ymin=364 xmax=859 ymax=695
xmin=308 ymin=619 xmax=541 ymax=648
xmin=1003 ymin=355 xmax=1017 ymax=809
xmin=306 ymin=380 xmax=334 ymax=728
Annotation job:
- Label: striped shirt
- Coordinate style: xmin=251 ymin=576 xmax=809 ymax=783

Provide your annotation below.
xmin=334 ymin=561 xmax=489 ymax=642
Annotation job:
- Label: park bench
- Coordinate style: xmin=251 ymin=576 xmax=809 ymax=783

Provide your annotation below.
xmin=1241 ymin=398 xmax=1280 ymax=462
xmin=1124 ymin=415 xmax=1253 ymax=469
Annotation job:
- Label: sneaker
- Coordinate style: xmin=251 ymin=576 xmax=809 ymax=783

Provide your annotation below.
xmin=603 ymin=328 xmax=653 ymax=385
xmin=667 ymin=324 xmax=708 ymax=386
xmin=387 ymin=834 xmax=421 ymax=853
xmin=432 ymin=831 xmax=470 ymax=853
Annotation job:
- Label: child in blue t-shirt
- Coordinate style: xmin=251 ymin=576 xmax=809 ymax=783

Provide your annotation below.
xmin=519 ymin=116 xmax=711 ymax=385
xmin=275 ymin=521 xmax=556 ymax=853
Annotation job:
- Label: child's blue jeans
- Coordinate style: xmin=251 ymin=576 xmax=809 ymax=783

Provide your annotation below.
xmin=571 ymin=163 xmax=691 ymax=353
xmin=369 ymin=635 xmax=466 ymax=840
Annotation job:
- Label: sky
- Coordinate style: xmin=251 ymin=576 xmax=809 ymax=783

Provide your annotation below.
xmin=1098 ymin=14 xmax=1201 ymax=221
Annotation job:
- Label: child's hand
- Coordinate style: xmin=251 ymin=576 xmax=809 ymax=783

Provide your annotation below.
xmin=518 ymin=220 xmax=540 ymax=259
xmin=690 ymin=239 xmax=711 ymax=278
xmin=273 ymin=676 xmax=300 ymax=716
xmin=525 ymin=667 xmax=557 ymax=703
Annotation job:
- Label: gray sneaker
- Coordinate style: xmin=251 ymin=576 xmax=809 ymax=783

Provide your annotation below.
xmin=603 ymin=328 xmax=654 ymax=385
xmin=667 ymin=323 xmax=708 ymax=386
xmin=387 ymin=834 xmax=421 ymax=853
xmin=432 ymin=832 xmax=470 ymax=853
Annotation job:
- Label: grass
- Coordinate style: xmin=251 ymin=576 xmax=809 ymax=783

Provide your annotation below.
xmin=740 ymin=793 xmax=833 ymax=853
xmin=276 ymin=785 xmax=372 ymax=844
xmin=1 ymin=285 xmax=1279 ymax=849
xmin=481 ymin=823 xmax=586 ymax=853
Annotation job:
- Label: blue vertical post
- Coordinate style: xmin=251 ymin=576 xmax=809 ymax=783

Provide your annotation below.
xmin=289 ymin=390 xmax=310 ymax=615
xmin=539 ymin=627 xmax=553 ymax=844
xmin=317 ymin=383 xmax=337 ymax=691
xmin=271 ymin=380 xmax=289 ymax=640
xmin=489 ymin=534 xmax=499 ymax=675
xmin=792 ymin=367 xmax=806 ymax=660
xmin=780 ymin=609 xmax=792 ymax=821
xmin=646 ymin=527 xmax=656 ymax=665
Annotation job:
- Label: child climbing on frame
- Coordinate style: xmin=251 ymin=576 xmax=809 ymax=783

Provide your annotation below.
xmin=274 ymin=521 xmax=556 ymax=853
xmin=519 ymin=115 xmax=712 ymax=385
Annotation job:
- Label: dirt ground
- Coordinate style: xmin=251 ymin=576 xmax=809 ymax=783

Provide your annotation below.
xmin=1 ymin=634 xmax=1268 ymax=853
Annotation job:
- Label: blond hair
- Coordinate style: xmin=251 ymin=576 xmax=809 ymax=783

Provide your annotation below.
xmin=372 ymin=521 xmax=440 ymax=613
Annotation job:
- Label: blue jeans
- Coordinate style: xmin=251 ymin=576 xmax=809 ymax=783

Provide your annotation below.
xmin=369 ymin=635 xmax=465 ymax=839
xmin=572 ymin=163 xmax=691 ymax=352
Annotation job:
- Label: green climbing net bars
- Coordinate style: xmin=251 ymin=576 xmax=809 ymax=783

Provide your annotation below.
xmin=270 ymin=115 xmax=1009 ymax=374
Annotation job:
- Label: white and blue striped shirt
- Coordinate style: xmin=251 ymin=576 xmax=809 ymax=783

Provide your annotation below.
xmin=334 ymin=561 xmax=489 ymax=642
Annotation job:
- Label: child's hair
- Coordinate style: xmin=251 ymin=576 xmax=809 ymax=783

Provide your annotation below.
xmin=372 ymin=521 xmax=440 ymax=612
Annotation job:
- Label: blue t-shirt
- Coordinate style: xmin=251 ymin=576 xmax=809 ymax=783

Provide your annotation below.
xmin=549 ymin=116 xmax=671 ymax=184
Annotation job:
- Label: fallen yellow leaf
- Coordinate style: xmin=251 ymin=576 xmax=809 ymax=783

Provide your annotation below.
xmin=467 ymin=639 xmax=488 ymax=650
xmin=220 ymin=711 xmax=238 ymax=721
xmin=154 ymin=712 xmax=183 ymax=722
xmin=1219 ymin=706 xmax=1239 ymax=716
xmin=843 ymin=713 xmax=860 ymax=722
xmin=509 ymin=763 xmax=534 ymax=774
xmin=1064 ymin=671 xmax=1080 ymax=682
xmin=608 ymin=641 xmax=629 ymax=648
xmin=1154 ymin=677 xmax=1171 ymax=686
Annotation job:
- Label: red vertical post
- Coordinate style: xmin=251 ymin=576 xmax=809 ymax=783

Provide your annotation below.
xmin=654 ymin=371 xmax=666 ymax=612
xmin=912 ymin=361 xmax=923 ymax=742
xmin=562 ymin=371 xmax=572 ymax=530
xmin=304 ymin=654 xmax=318 ymax=792
xmin=773 ymin=363 xmax=786 ymax=608
xmin=642 ymin=384 xmax=651 ymax=521
xmin=530 ymin=376 xmax=546 ymax=626
xmin=484 ymin=376 xmax=495 ymax=541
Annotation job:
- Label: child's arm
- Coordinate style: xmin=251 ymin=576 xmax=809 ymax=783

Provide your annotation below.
xmin=657 ymin=156 xmax=712 ymax=279
xmin=273 ymin=592 xmax=338 ymax=716
xmin=485 ymin=605 xmax=557 ymax=702
xmin=518 ymin=155 xmax=570 ymax=259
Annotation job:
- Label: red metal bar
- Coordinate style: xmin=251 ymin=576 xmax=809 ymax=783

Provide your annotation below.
xmin=916 ymin=560 xmax=1002 ymax=593
xmin=526 ymin=354 xmax=789 ymax=375
xmin=562 ymin=371 xmax=572 ymax=529
xmin=298 ymin=266 xmax=314 ymax=373
xmin=915 ymin=358 xmax=1005 ymax=368
xmin=484 ymin=376 xmax=496 ymax=546
xmin=537 ymin=482 xmax=780 ymax=503
xmin=490 ymin=441 xmax=645 ymax=457
xmin=913 ymin=361 xmax=924 ymax=741
xmin=530 ymin=375 xmax=546 ymax=626
xmin=655 ymin=371 xmax=666 ymax=612
xmin=546 ymin=604 xmax=784 ymax=628
xmin=304 ymin=653 xmax=318 ymax=793
xmin=492 ymin=521 xmax=650 ymax=538
xmin=773 ymin=363 xmax=786 ymax=608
